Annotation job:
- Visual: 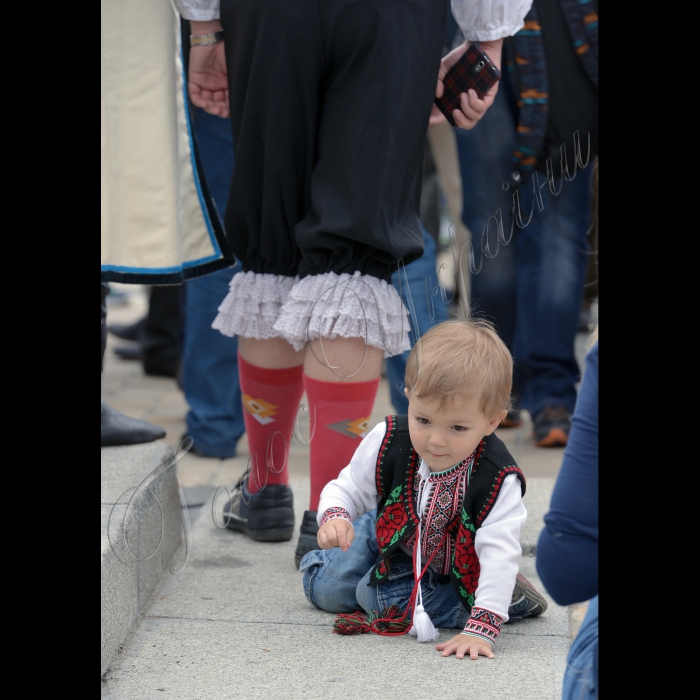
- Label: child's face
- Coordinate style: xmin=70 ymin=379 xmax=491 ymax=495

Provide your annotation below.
xmin=406 ymin=392 xmax=505 ymax=472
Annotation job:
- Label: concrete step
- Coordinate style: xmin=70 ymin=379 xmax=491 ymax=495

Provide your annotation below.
xmin=102 ymin=476 xmax=567 ymax=699
xmin=101 ymin=443 xmax=183 ymax=676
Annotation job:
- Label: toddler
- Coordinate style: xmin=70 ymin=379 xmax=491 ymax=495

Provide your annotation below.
xmin=300 ymin=320 xmax=547 ymax=659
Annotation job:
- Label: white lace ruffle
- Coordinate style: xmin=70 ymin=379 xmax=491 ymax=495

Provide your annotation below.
xmin=212 ymin=271 xmax=298 ymax=339
xmin=273 ymin=272 xmax=411 ymax=357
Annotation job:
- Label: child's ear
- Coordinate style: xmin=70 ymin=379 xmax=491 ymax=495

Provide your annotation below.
xmin=484 ymin=409 xmax=508 ymax=435
xmin=404 ymin=387 xmax=409 ymax=397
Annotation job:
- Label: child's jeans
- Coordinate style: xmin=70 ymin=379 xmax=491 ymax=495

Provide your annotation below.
xmin=562 ymin=596 xmax=598 ymax=700
xmin=300 ymin=510 xmax=469 ymax=629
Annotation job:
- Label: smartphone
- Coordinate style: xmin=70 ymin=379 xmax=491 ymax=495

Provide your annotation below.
xmin=434 ymin=42 xmax=501 ymax=126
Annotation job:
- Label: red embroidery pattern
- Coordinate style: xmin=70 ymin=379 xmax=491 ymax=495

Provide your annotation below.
xmin=452 ymin=523 xmax=480 ymax=596
xmin=462 ymin=607 xmax=504 ymax=645
xmin=402 ymin=452 xmax=474 ymax=575
xmin=375 ymin=415 xmax=395 ymax=499
xmin=320 ymin=507 xmax=352 ymax=526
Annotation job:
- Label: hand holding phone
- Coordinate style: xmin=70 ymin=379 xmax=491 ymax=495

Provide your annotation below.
xmin=434 ymin=41 xmax=502 ymax=129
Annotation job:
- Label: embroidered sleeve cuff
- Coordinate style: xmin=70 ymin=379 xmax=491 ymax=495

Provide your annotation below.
xmin=461 ymin=607 xmax=503 ymax=647
xmin=320 ymin=507 xmax=352 ymax=526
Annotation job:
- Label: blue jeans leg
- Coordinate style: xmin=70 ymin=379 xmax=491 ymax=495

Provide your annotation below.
xmin=302 ymin=509 xmax=467 ymax=630
xmin=356 ymin=550 xmax=468 ymax=629
xmin=183 ymin=264 xmax=245 ymax=457
xmin=512 ymin=167 xmax=590 ymax=416
xmin=387 ymin=227 xmax=449 ymax=414
xmin=455 ymin=87 xmax=591 ymax=415
xmin=300 ymin=511 xmax=380 ymax=614
xmin=181 ymin=108 xmax=245 ymax=457
xmin=562 ymin=596 xmax=598 ymax=700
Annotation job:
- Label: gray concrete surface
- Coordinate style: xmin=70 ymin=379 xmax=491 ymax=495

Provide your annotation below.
xmin=102 ymin=443 xmax=183 ymax=675
xmin=102 ymin=477 xmax=568 ymax=698
xmin=101 ymin=288 xmax=584 ymax=696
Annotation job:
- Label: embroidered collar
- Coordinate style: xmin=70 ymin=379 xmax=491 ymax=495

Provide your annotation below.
xmin=419 ymin=445 xmax=478 ymax=481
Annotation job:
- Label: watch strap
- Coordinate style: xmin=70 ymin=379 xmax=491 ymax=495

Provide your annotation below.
xmin=189 ymin=31 xmax=225 ymax=47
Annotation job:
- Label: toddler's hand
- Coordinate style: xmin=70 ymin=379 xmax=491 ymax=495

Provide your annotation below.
xmin=317 ymin=519 xmax=354 ymax=551
xmin=435 ymin=633 xmax=495 ymax=660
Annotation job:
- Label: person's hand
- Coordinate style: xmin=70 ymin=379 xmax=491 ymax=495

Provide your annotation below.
xmin=435 ymin=39 xmax=503 ymax=130
xmin=435 ymin=633 xmax=495 ymax=660
xmin=188 ymin=20 xmax=230 ymax=118
xmin=317 ymin=519 xmax=355 ymax=551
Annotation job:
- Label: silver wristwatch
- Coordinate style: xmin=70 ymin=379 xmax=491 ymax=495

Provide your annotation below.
xmin=189 ymin=31 xmax=225 ymax=47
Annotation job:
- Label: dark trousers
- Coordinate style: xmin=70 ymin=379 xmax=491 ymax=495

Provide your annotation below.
xmin=141 ymin=285 xmax=184 ymax=369
xmin=220 ymin=0 xmax=445 ymax=282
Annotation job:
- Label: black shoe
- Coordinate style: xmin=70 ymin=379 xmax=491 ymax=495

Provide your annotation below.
xmin=114 ymin=344 xmax=142 ymax=361
xmin=223 ymin=473 xmax=294 ymax=542
xmin=143 ymin=356 xmax=180 ymax=378
xmin=508 ymin=573 xmax=548 ymax=621
xmin=101 ymin=403 xmax=166 ymax=446
xmin=533 ymin=405 xmax=572 ymax=447
xmin=294 ymin=510 xmax=319 ymax=569
xmin=108 ymin=318 xmax=146 ymax=342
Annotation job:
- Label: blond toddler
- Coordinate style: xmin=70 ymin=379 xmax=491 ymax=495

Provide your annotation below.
xmin=300 ymin=320 xmax=547 ymax=659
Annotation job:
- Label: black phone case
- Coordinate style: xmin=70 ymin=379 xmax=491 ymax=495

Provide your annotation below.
xmin=434 ymin=42 xmax=501 ymax=126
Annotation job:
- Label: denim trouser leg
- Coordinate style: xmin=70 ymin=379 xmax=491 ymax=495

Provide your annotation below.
xmin=302 ymin=510 xmax=469 ymax=630
xmin=562 ymin=596 xmax=598 ymax=700
xmin=356 ymin=552 xmax=468 ymax=629
xmin=181 ymin=108 xmax=245 ymax=457
xmin=300 ymin=511 xmax=380 ymax=614
xmin=455 ymin=87 xmax=591 ymax=416
xmin=387 ymin=227 xmax=449 ymax=414
xmin=183 ymin=264 xmax=245 ymax=457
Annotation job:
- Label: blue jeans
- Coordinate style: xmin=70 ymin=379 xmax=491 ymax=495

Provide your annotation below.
xmin=181 ymin=109 xmax=245 ymax=457
xmin=300 ymin=510 xmax=469 ymax=628
xmin=387 ymin=229 xmax=449 ymax=414
xmin=454 ymin=87 xmax=591 ymax=416
xmin=563 ymin=596 xmax=598 ymax=700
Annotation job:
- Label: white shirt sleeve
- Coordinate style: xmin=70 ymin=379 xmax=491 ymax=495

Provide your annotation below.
xmin=171 ymin=0 xmax=220 ymax=22
xmin=316 ymin=421 xmax=386 ymax=526
xmin=472 ymin=473 xmax=527 ymax=621
xmin=451 ymin=0 xmax=533 ymax=41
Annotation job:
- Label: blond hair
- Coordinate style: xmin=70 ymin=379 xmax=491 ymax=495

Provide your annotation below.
xmin=404 ymin=320 xmax=513 ymax=418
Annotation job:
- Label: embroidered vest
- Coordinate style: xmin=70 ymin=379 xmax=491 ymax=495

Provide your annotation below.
xmin=368 ymin=415 xmax=525 ymax=612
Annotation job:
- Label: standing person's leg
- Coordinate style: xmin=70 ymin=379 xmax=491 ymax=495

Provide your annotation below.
xmin=141 ymin=285 xmax=183 ymax=378
xmin=386 ymin=226 xmax=450 ymax=414
xmin=215 ymin=0 xmax=444 ymax=555
xmin=454 ymin=87 xmax=522 ymax=423
xmin=562 ymin=596 xmax=598 ymax=700
xmin=101 ymin=283 xmax=166 ymax=446
xmin=181 ymin=108 xmax=245 ymax=458
xmin=512 ymin=163 xmax=591 ymax=446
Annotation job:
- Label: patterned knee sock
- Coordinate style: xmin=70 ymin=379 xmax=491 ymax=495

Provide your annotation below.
xmin=303 ymin=374 xmax=380 ymax=511
xmin=238 ymin=354 xmax=304 ymax=493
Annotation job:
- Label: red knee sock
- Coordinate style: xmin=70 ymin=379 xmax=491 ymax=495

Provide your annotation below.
xmin=303 ymin=374 xmax=380 ymax=511
xmin=238 ymin=355 xmax=304 ymax=493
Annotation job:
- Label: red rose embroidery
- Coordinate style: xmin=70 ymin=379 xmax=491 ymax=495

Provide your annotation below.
xmin=453 ymin=528 xmax=480 ymax=592
xmin=376 ymin=502 xmax=408 ymax=550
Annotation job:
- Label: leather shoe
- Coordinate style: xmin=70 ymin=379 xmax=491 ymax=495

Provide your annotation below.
xmin=294 ymin=510 xmax=319 ymax=568
xmin=108 ymin=318 xmax=145 ymax=342
xmin=223 ymin=475 xmax=294 ymax=542
xmin=101 ymin=403 xmax=166 ymax=446
xmin=114 ymin=344 xmax=142 ymax=361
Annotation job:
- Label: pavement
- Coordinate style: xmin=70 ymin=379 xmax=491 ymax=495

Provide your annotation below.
xmin=101 ymin=285 xmax=591 ymax=698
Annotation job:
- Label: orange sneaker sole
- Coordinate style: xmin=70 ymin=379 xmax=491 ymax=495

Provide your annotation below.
xmin=534 ymin=427 xmax=569 ymax=447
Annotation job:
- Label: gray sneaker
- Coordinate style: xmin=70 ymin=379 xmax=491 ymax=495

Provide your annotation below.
xmin=508 ymin=573 xmax=548 ymax=621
